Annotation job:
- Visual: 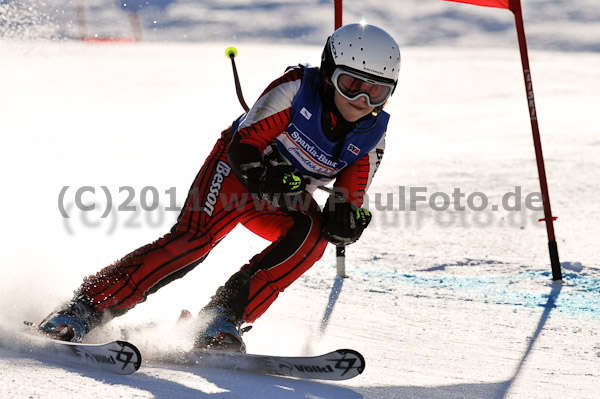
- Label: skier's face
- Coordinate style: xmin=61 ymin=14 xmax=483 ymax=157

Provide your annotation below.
xmin=333 ymin=90 xmax=375 ymax=122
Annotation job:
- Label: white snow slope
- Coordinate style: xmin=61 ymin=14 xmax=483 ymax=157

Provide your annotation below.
xmin=1 ymin=1 xmax=599 ymax=399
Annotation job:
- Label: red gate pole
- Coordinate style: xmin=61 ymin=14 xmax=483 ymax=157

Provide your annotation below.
xmin=333 ymin=0 xmax=345 ymax=277
xmin=509 ymin=0 xmax=562 ymax=280
xmin=334 ymin=0 xmax=343 ymax=29
xmin=76 ymin=1 xmax=87 ymax=41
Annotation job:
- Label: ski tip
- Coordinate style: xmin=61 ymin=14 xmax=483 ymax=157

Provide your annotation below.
xmin=115 ymin=340 xmax=143 ymax=372
xmin=334 ymin=349 xmax=366 ymax=376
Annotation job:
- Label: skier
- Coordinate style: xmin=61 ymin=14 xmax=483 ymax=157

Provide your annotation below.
xmin=39 ymin=23 xmax=401 ymax=353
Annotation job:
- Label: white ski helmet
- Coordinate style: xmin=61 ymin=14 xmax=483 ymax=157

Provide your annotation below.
xmin=321 ymin=23 xmax=401 ymax=91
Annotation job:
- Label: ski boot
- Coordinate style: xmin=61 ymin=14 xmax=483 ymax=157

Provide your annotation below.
xmin=194 ymin=307 xmax=249 ymax=353
xmin=39 ymin=300 xmax=98 ymax=343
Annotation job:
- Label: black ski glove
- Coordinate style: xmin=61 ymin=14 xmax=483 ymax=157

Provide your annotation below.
xmin=242 ymin=163 xmax=306 ymax=208
xmin=322 ymin=196 xmax=372 ymax=246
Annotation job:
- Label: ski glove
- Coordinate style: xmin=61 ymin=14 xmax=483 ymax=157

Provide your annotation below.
xmin=321 ymin=196 xmax=372 ymax=246
xmin=241 ymin=163 xmax=306 ymax=209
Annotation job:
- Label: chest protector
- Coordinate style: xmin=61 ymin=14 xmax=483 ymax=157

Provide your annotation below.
xmin=274 ymin=67 xmax=388 ymax=181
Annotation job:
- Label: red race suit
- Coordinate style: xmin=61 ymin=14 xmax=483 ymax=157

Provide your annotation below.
xmin=77 ymin=65 xmax=388 ymax=324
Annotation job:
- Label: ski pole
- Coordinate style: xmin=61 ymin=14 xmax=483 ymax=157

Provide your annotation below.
xmin=317 ymin=186 xmax=347 ymax=278
xmin=225 ymin=47 xmax=250 ymax=112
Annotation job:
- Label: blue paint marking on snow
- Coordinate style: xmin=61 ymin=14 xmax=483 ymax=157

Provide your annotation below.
xmin=350 ymin=267 xmax=600 ymax=320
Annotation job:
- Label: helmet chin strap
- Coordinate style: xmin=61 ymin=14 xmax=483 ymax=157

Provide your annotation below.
xmin=320 ymin=82 xmax=354 ymax=129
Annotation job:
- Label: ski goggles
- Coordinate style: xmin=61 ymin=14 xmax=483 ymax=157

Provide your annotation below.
xmin=331 ymin=67 xmax=395 ymax=107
